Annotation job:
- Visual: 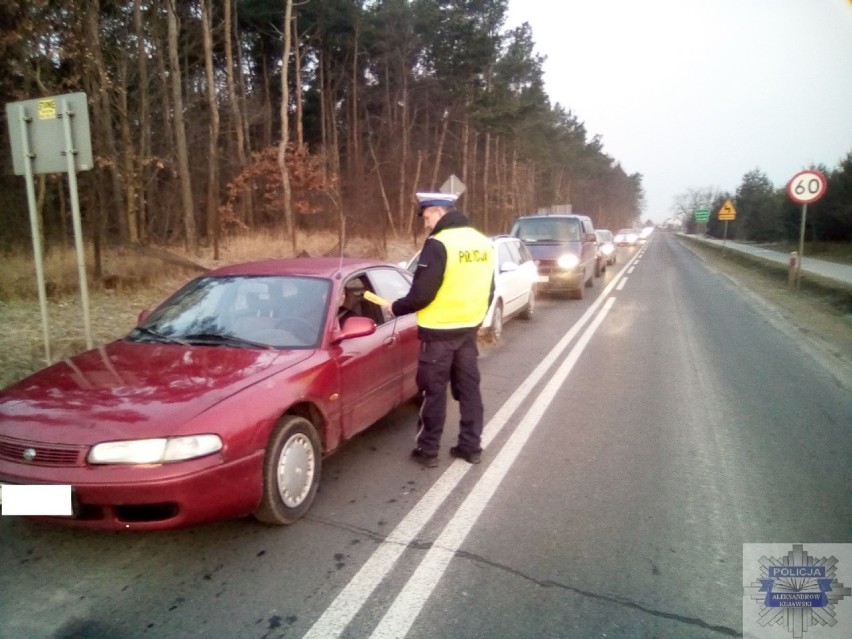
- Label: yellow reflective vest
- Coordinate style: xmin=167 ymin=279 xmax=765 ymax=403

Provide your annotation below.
xmin=417 ymin=227 xmax=494 ymax=330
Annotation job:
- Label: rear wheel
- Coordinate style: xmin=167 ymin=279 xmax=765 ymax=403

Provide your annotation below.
xmin=519 ymin=287 xmax=535 ymax=320
xmin=254 ymin=415 xmax=321 ymax=525
xmin=489 ymin=302 xmax=504 ymax=340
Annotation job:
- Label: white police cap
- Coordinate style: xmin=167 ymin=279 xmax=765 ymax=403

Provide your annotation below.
xmin=415 ymin=191 xmax=458 ymax=213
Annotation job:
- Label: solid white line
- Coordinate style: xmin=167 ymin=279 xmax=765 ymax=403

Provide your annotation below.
xmin=370 ymin=297 xmax=617 ymax=639
xmin=302 ymin=259 xmax=636 ymax=639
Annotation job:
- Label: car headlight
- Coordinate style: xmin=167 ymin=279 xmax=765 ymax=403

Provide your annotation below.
xmin=557 ymin=254 xmax=579 ymax=269
xmin=601 ymin=244 xmax=614 ymax=255
xmin=88 ymin=435 xmax=223 ymax=464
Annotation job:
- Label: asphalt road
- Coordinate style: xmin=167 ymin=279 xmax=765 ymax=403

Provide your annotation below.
xmin=1 ymin=233 xmax=849 ymax=639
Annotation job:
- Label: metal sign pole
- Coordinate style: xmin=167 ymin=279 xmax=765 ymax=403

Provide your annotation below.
xmin=17 ymin=105 xmax=52 ymax=365
xmin=60 ymin=97 xmax=93 ymax=348
xmin=796 ymin=203 xmax=807 ymax=291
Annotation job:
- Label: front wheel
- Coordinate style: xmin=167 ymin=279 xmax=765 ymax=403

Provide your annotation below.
xmin=254 ymin=415 xmax=321 ymax=525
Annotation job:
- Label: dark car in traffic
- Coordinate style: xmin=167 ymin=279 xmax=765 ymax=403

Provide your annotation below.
xmin=0 ymin=258 xmax=419 ymax=530
xmin=510 ymin=214 xmax=598 ymax=299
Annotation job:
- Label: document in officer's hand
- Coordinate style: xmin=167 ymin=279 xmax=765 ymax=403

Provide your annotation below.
xmin=363 ymin=291 xmax=389 ymax=307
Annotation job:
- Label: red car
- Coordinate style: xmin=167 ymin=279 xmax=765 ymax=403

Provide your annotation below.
xmin=0 ymin=258 xmax=419 ymax=530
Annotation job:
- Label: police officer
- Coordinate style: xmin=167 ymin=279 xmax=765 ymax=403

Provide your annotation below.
xmin=383 ymin=192 xmax=494 ymax=467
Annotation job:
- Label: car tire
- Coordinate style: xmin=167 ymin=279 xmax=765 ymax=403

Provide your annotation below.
xmin=585 ymin=267 xmax=594 ymax=288
xmin=254 ymin=415 xmax=321 ymax=525
xmin=519 ymin=287 xmax=535 ymax=320
xmin=490 ymin=302 xmax=504 ymax=341
xmin=571 ymin=281 xmax=584 ymax=299
xmin=595 ymin=258 xmax=602 ymax=278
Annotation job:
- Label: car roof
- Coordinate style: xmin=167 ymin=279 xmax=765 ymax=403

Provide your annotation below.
xmin=514 ymin=214 xmax=589 ymax=221
xmin=490 ymin=235 xmax=521 ymax=244
xmin=206 ymin=257 xmax=392 ymax=279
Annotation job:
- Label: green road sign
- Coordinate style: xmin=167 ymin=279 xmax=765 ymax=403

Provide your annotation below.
xmin=695 ymin=208 xmax=710 ymax=222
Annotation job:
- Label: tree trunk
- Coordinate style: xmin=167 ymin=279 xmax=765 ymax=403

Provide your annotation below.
xmin=482 ymin=131 xmax=491 ymax=231
xmin=87 ymin=1 xmax=125 ymax=244
xmin=167 ymin=0 xmax=197 ymax=253
xmin=429 ymin=108 xmax=449 ymax=191
xmin=117 ymin=58 xmax=140 ymax=244
xmin=278 ymin=0 xmax=295 ymax=250
xmin=201 ymin=0 xmax=220 ymax=259
xmin=396 ymin=71 xmax=409 ymax=229
xmin=133 ymin=0 xmax=151 ymax=243
xmin=224 ymin=0 xmax=247 ymax=169
xmin=293 ymin=15 xmax=304 ymax=148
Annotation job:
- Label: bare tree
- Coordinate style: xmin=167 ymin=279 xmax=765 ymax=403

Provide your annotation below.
xmin=167 ymin=0 xmax=196 ymax=252
xmin=278 ymin=0 xmax=295 ymax=250
xmin=201 ymin=0 xmax=221 ymax=259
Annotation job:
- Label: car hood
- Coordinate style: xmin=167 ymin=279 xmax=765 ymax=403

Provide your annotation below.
xmin=523 ymin=241 xmax=581 ymax=260
xmin=0 ymin=340 xmax=313 ymax=445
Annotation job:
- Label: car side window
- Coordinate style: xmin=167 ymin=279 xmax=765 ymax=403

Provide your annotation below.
xmin=504 ymin=241 xmax=523 ymax=265
xmin=366 ymin=268 xmax=413 ymax=325
xmin=517 ymin=241 xmax=533 ymax=263
xmin=497 ymin=243 xmax=514 ymax=269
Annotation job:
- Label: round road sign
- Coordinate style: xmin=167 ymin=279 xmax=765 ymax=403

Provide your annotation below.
xmin=787 ymin=170 xmax=827 ymax=204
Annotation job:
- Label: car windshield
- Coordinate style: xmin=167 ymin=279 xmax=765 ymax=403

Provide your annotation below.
xmin=512 ymin=218 xmax=580 ymax=242
xmin=127 ymin=275 xmax=331 ymax=349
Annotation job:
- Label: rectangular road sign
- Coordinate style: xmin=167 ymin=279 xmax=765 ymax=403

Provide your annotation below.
xmin=695 ymin=208 xmax=710 ymax=222
xmin=6 ymin=92 xmax=93 ymax=175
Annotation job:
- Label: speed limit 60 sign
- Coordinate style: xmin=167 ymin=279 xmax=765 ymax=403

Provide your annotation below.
xmin=787 ymin=170 xmax=827 ymax=204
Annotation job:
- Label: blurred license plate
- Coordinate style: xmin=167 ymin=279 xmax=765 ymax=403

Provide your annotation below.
xmin=0 ymin=484 xmax=73 ymax=516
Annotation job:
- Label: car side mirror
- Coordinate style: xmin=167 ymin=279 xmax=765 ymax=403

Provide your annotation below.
xmin=584 ymin=233 xmax=597 ymax=243
xmin=332 ymin=316 xmax=376 ymax=343
xmin=499 ymin=261 xmax=519 ymax=273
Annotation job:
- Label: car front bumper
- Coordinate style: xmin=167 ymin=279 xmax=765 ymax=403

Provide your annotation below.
xmin=0 ymin=450 xmax=264 ymax=530
xmin=534 ymin=266 xmax=584 ymax=291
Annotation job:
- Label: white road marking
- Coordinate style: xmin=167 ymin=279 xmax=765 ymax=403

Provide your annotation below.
xmin=303 ymin=255 xmax=640 ymax=639
xmin=617 ymin=278 xmax=627 ymax=291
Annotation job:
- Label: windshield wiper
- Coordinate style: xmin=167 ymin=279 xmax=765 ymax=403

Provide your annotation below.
xmin=131 ymin=326 xmax=188 ymax=345
xmin=180 ymin=332 xmax=274 ymax=350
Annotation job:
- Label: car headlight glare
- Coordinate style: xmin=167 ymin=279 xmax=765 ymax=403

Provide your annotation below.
xmin=601 ymin=244 xmax=614 ymax=255
xmin=557 ymin=254 xmax=579 ymax=269
xmin=88 ymin=435 xmax=223 ymax=464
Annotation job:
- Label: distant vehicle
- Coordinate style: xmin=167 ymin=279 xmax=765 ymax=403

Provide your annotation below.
xmin=614 ymin=228 xmax=640 ymax=246
xmin=510 ymin=214 xmax=597 ymax=299
xmin=595 ymin=229 xmax=616 ymax=269
xmin=0 ymin=258 xmax=420 ymax=530
xmin=639 ymin=226 xmax=654 ymax=240
xmin=405 ymin=235 xmax=537 ymax=340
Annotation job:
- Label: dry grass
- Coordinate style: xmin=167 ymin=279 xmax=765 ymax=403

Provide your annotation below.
xmin=0 ymin=230 xmax=421 ymax=389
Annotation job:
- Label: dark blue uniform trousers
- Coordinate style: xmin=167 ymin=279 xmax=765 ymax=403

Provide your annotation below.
xmin=415 ymin=331 xmax=484 ymax=456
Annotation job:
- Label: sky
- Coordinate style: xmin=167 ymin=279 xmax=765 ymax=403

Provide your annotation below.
xmin=505 ymin=0 xmax=852 ymax=223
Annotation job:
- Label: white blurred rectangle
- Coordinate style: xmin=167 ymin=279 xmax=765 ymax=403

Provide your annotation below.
xmin=0 ymin=484 xmax=73 ymax=516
